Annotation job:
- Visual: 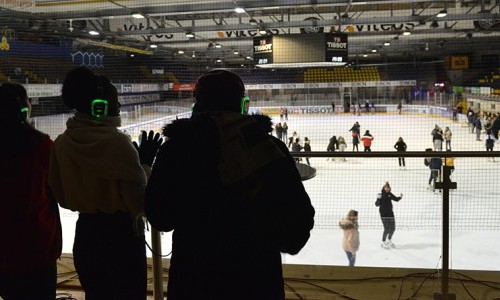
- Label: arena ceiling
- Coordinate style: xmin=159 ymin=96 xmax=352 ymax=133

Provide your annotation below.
xmin=1 ymin=0 xmax=499 ymax=66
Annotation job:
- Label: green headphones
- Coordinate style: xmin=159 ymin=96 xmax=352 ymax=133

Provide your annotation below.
xmin=20 ymin=106 xmax=29 ymax=122
xmin=240 ymin=96 xmax=250 ymax=115
xmin=192 ymin=96 xmax=250 ymax=115
xmin=91 ymin=75 xmax=109 ymax=118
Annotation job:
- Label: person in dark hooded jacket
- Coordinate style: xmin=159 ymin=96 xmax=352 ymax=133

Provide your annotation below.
xmin=375 ymin=182 xmax=402 ymax=249
xmin=326 ymin=135 xmax=338 ymax=161
xmin=145 ymin=69 xmax=315 ymax=300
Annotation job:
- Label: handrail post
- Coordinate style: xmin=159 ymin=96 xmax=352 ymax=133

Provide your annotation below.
xmin=434 ymin=165 xmax=457 ymax=300
xmin=151 ymin=228 xmax=164 ymax=300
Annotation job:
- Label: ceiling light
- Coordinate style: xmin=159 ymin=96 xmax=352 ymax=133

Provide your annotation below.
xmin=215 ymin=43 xmax=222 ymax=48
xmin=430 ymin=21 xmax=439 ymax=28
xmin=403 ymin=31 xmax=411 ymax=36
xmin=185 ymin=32 xmax=195 ymax=38
xmin=383 ymin=41 xmax=390 ymax=46
xmin=259 ymin=29 xmax=267 ymax=35
xmin=233 ymin=50 xmax=239 ymax=55
xmin=249 ymin=18 xmax=258 ymax=25
xmin=149 ymin=44 xmax=158 ymax=49
xmin=216 ymin=58 xmax=222 ymax=63
xmin=363 ymin=54 xmax=368 ymax=57
xmin=132 ymin=13 xmax=145 ymax=19
xmin=235 ymin=7 xmax=246 ymax=13
xmin=178 ymin=50 xmax=184 ymax=54
xmin=246 ymin=56 xmax=251 ymax=60
xmin=130 ymin=54 xmax=135 ymax=58
xmin=89 ymin=30 xmax=100 ymax=35
xmin=372 ymin=49 xmax=378 ymax=53
xmin=437 ymin=9 xmax=447 ymax=18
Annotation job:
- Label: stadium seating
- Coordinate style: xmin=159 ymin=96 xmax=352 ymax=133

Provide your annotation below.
xmin=303 ymin=66 xmax=381 ymax=83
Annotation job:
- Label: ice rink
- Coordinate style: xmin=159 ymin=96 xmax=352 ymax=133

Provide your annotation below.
xmin=51 ymin=110 xmax=500 ymax=271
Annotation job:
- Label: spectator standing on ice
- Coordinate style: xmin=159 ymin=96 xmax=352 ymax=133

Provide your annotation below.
xmin=361 ymin=130 xmax=374 ymax=152
xmin=351 ymin=130 xmax=360 ymax=152
xmin=288 ymin=131 xmax=298 ymax=149
xmin=425 ymin=148 xmax=442 ymax=192
xmin=431 ymin=125 xmax=443 ymax=151
xmin=0 ymin=83 xmax=62 ymax=300
xmin=485 ymin=129 xmax=496 ymax=161
xmin=303 ymin=137 xmax=312 ymax=166
xmin=375 ymin=182 xmax=402 ymax=249
xmin=337 ymin=136 xmax=347 ymax=161
xmin=144 ymin=69 xmax=314 ymax=300
xmin=444 ymin=127 xmax=452 ymax=151
xmin=282 ymin=122 xmax=288 ymax=143
xmin=349 ymin=122 xmax=361 ymax=152
xmin=452 ymin=106 xmax=458 ymax=121
xmin=349 ymin=121 xmax=361 ymax=136
xmin=275 ymin=122 xmax=282 ymax=141
xmin=394 ymin=137 xmax=407 ymax=169
xmin=339 ymin=210 xmax=360 ymax=267
xmin=474 ymin=116 xmax=483 ymax=141
xmin=397 ymin=101 xmax=402 ymax=114
xmin=326 ymin=135 xmax=338 ymax=161
xmin=467 ymin=108 xmax=475 ymax=133
xmin=291 ymin=138 xmax=303 ymax=163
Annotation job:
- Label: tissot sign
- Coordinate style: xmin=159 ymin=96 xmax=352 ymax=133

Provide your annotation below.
xmin=325 ymin=33 xmax=348 ymax=63
xmin=253 ymin=37 xmax=273 ymax=66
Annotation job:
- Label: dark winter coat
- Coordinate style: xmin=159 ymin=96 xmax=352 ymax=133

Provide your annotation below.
xmin=292 ymin=140 xmax=303 ymax=152
xmin=429 ymin=157 xmax=443 ymax=170
xmin=394 ymin=141 xmax=407 ymax=152
xmin=432 ymin=131 xmax=443 ymax=141
xmin=304 ymin=141 xmax=311 ymax=152
xmin=349 ymin=124 xmax=360 ymax=136
xmin=145 ymin=112 xmax=315 ymax=300
xmin=327 ymin=136 xmax=338 ymax=151
xmin=474 ymin=118 xmax=482 ymax=130
xmin=376 ymin=191 xmax=402 ymax=217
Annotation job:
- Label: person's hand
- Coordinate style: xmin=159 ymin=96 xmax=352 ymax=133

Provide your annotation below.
xmin=133 ymin=130 xmax=163 ymax=166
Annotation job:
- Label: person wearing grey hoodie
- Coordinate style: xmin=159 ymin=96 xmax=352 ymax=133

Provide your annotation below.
xmin=49 ymin=67 xmax=162 ymax=300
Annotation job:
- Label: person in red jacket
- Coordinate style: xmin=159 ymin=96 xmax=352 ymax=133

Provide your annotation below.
xmin=361 ymin=130 xmax=374 ymax=152
xmin=0 ymin=83 xmax=62 ymax=300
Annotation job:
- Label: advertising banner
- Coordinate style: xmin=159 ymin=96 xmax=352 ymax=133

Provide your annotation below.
xmin=253 ymin=36 xmax=274 ymax=66
xmin=325 ymin=33 xmax=348 ymax=63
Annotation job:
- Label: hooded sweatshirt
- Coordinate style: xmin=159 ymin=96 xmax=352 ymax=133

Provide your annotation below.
xmin=49 ymin=112 xmax=148 ymax=217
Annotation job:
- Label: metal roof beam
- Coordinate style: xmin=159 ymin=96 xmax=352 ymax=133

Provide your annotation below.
xmin=35 ymin=0 xmax=457 ymax=20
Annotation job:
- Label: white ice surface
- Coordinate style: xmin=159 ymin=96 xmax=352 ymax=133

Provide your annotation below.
xmin=55 ymin=112 xmax=500 ymax=271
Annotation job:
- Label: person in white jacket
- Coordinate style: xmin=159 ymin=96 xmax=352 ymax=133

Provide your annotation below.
xmin=339 ymin=210 xmax=360 ymax=266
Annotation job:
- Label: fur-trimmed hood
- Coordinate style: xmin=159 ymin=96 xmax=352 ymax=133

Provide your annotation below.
xmin=162 ymin=112 xmax=274 ymax=139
